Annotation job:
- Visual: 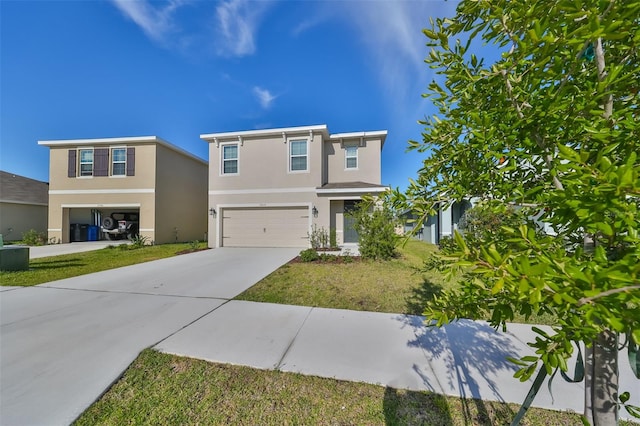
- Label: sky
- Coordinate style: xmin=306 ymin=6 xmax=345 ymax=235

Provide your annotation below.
xmin=1 ymin=0 xmax=460 ymax=190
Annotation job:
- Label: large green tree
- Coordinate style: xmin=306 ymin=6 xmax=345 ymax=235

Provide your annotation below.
xmin=393 ymin=1 xmax=639 ymax=424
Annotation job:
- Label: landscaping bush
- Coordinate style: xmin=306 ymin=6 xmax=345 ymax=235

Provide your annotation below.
xmin=299 ymin=248 xmax=319 ymax=262
xmin=21 ymin=229 xmax=47 ymax=246
xmin=329 ymin=227 xmax=337 ymax=249
xmin=348 ymin=199 xmax=398 ymax=260
xmin=308 ymin=225 xmax=329 ymax=249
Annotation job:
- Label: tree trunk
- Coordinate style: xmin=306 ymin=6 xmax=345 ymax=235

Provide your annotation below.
xmin=584 ymin=330 xmax=619 ymax=425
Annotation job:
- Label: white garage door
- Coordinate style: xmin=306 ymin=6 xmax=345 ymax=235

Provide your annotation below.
xmin=222 ymin=207 xmax=309 ymax=247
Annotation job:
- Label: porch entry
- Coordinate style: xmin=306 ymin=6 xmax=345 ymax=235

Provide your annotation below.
xmin=343 ymin=200 xmax=359 ymax=243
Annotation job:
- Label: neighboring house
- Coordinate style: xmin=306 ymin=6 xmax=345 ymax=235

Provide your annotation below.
xmin=38 ymin=136 xmax=208 ymax=244
xmin=201 ymin=124 xmax=388 ymax=248
xmin=400 ymin=200 xmax=473 ymax=244
xmin=0 ymin=171 xmax=49 ymax=241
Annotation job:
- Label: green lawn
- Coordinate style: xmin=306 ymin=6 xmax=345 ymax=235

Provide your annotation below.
xmin=237 ymin=240 xmax=554 ymax=325
xmin=0 ymin=243 xmax=198 ymax=287
xmin=75 ymin=349 xmax=593 ymax=426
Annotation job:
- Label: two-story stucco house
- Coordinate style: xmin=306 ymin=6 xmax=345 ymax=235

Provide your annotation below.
xmin=200 ymin=124 xmax=388 ymax=248
xmin=38 ymin=136 xmax=208 ymax=244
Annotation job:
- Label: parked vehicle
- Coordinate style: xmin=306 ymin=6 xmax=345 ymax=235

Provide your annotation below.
xmin=101 ymin=212 xmax=139 ymax=240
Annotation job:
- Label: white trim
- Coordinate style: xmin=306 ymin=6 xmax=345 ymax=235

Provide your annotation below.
xmin=316 ymin=186 xmax=389 ymax=194
xmin=138 ymin=228 xmax=154 ymax=232
xmin=209 ymin=187 xmax=315 ymax=195
xmin=215 ymin=202 xmax=312 ymax=248
xmin=48 ymin=228 xmax=62 ymax=232
xmin=0 ymin=199 xmax=48 ymax=207
xmin=220 ymin=142 xmax=239 ymax=176
xmin=50 ymin=189 xmax=154 ymax=195
xmin=201 ymin=124 xmax=328 ymax=141
xmin=327 ymin=196 xmax=364 ymax=201
xmin=38 ymin=136 xmax=207 ymax=166
xmin=60 ymin=203 xmax=142 ymax=208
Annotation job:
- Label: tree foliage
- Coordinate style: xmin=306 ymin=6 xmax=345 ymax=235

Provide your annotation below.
xmin=392 ymin=0 xmax=639 ymax=422
xmin=348 ymin=198 xmax=398 ymax=261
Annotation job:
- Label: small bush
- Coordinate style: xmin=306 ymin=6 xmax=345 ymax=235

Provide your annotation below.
xmin=129 ymin=235 xmax=150 ymax=249
xmin=329 ymin=228 xmax=337 ymax=249
xmin=189 ymin=240 xmax=201 ymax=251
xmin=349 ymin=199 xmax=398 ymax=260
xmin=437 ymin=235 xmax=457 ymax=254
xmin=22 ymin=229 xmax=47 ymax=246
xmin=299 ymin=248 xmax=319 ymax=262
xmin=319 ymin=253 xmax=337 ymax=262
xmin=308 ymin=225 xmax=330 ymax=249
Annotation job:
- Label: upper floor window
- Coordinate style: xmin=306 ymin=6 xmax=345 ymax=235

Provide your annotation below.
xmin=111 ymin=148 xmax=126 ymax=176
xmin=289 ymin=139 xmax=308 ymax=172
xmin=345 ymin=145 xmax=358 ymax=169
xmin=79 ymin=149 xmax=93 ymax=176
xmin=222 ymin=143 xmax=239 ymax=175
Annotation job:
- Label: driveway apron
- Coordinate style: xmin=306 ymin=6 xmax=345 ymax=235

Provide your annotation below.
xmin=0 ymin=248 xmax=298 ymax=425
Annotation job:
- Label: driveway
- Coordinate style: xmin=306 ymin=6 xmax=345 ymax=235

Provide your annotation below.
xmin=28 ymin=241 xmax=129 ymax=259
xmin=0 ymin=247 xmax=298 ymax=426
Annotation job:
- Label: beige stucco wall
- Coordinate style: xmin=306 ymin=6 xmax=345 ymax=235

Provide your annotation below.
xmin=154 ymin=144 xmax=208 ymax=244
xmin=325 ymin=137 xmax=382 ymax=184
xmin=0 ymin=202 xmax=48 ymax=241
xmin=208 ymin=133 xmax=324 ymax=192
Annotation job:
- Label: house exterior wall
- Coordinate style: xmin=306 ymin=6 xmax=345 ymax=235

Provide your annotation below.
xmin=154 ymin=144 xmax=208 ymax=243
xmin=41 ymin=138 xmax=208 ymax=244
xmin=325 ymin=137 xmax=382 ymax=184
xmin=204 ymin=125 xmax=386 ymax=248
xmin=0 ymin=202 xmax=48 ymax=241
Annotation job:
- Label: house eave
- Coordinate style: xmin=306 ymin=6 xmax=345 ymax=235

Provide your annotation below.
xmin=200 ymin=124 xmax=330 ymax=142
xmin=316 ymin=186 xmax=390 ymax=195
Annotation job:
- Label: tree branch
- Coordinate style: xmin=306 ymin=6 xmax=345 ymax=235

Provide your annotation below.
xmin=578 ymin=285 xmax=640 ymax=306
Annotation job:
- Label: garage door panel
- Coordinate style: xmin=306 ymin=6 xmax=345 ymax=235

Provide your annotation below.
xmin=222 ymin=207 xmax=308 ymax=247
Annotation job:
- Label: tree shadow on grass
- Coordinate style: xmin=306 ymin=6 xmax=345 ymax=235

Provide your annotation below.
xmin=397 ymin=315 xmax=522 ymax=424
xmin=383 ymin=386 xmax=454 ymax=425
xmin=30 ymin=258 xmax=86 ymax=270
xmin=405 ymin=278 xmax=444 ymax=316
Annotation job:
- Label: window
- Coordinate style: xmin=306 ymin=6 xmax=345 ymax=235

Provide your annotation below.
xmin=222 ymin=144 xmax=238 ymax=174
xmin=79 ymin=149 xmax=93 ymax=176
xmin=345 ymin=145 xmax=358 ymax=169
xmin=111 ymin=148 xmax=126 ymax=176
xmin=289 ymin=139 xmax=308 ymax=172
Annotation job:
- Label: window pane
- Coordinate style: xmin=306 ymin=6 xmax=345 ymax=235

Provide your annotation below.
xmin=291 ymin=156 xmax=307 ymax=171
xmin=80 ymin=150 xmax=93 ymax=162
xmin=223 ymin=159 xmax=238 ymax=174
xmin=290 ymin=140 xmax=306 ymax=156
xmin=112 ymin=163 xmax=126 ymax=175
xmin=346 ymin=146 xmax=357 ymax=156
xmin=223 ymin=145 xmax=238 ymax=159
xmin=346 ymin=157 xmax=357 ymax=168
xmin=112 ymin=149 xmax=126 ymax=162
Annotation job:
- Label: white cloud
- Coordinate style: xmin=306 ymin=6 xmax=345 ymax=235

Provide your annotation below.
xmin=253 ymin=86 xmax=277 ymax=109
xmin=111 ymin=0 xmax=187 ymax=43
xmin=215 ymin=0 xmax=270 ymax=57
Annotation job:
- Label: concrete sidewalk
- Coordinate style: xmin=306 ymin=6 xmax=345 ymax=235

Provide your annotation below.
xmin=156 ymin=300 xmax=640 ymax=420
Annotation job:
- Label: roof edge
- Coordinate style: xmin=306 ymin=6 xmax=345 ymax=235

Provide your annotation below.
xmin=200 ymin=124 xmax=329 ymax=141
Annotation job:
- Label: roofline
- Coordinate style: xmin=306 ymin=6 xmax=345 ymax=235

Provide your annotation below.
xmin=200 ymin=124 xmax=329 ymax=141
xmin=38 ymin=136 xmax=207 ymax=166
xmin=316 ymin=186 xmax=390 ymax=194
xmin=330 ymin=130 xmax=387 ymax=148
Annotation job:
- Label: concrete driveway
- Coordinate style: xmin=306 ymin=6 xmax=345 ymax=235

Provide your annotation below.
xmin=0 ymin=247 xmax=298 ymax=426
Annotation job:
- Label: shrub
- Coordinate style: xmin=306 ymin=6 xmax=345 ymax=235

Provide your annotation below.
xmin=329 ymin=227 xmax=337 ymax=249
xmin=348 ymin=199 xmax=398 ymax=260
xmin=318 ymin=253 xmax=337 ymax=262
xmin=189 ymin=240 xmax=201 ymax=251
xmin=129 ymin=235 xmax=150 ymax=249
xmin=299 ymin=248 xmax=319 ymax=262
xmin=308 ymin=225 xmax=329 ymax=249
xmin=22 ymin=229 xmax=47 ymax=246
xmin=437 ymin=235 xmax=457 ymax=254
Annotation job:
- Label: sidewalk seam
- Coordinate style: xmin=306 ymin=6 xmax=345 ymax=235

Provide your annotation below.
xmin=275 ymin=306 xmax=314 ymax=371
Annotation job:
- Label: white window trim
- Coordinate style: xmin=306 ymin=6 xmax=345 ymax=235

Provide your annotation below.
xmin=345 ymin=144 xmax=358 ymax=170
xmin=287 ymin=137 xmax=310 ymax=174
xmin=110 ymin=146 xmax=127 ymax=177
xmin=220 ymin=142 xmax=239 ymax=176
xmin=78 ymin=148 xmax=94 ymax=178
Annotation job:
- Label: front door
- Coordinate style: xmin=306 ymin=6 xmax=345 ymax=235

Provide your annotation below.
xmin=343 ymin=200 xmax=359 ymax=243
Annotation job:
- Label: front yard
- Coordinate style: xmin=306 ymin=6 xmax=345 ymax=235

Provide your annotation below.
xmin=237 ymin=240 xmax=554 ymax=325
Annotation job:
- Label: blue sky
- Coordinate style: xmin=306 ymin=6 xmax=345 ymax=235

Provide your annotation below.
xmin=1 ymin=0 xmax=459 ymax=190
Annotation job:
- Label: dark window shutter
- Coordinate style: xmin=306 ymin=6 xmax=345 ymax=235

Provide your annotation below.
xmin=68 ymin=150 xmax=77 ymax=177
xmin=126 ymin=147 xmax=135 ymax=176
xmin=94 ymin=148 xmax=109 ymax=176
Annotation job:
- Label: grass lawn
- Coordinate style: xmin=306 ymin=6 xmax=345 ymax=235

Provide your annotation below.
xmin=75 ymin=349 xmax=595 ymax=426
xmin=237 ymin=240 xmax=554 ymax=325
xmin=0 ymin=243 xmax=199 ymax=287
